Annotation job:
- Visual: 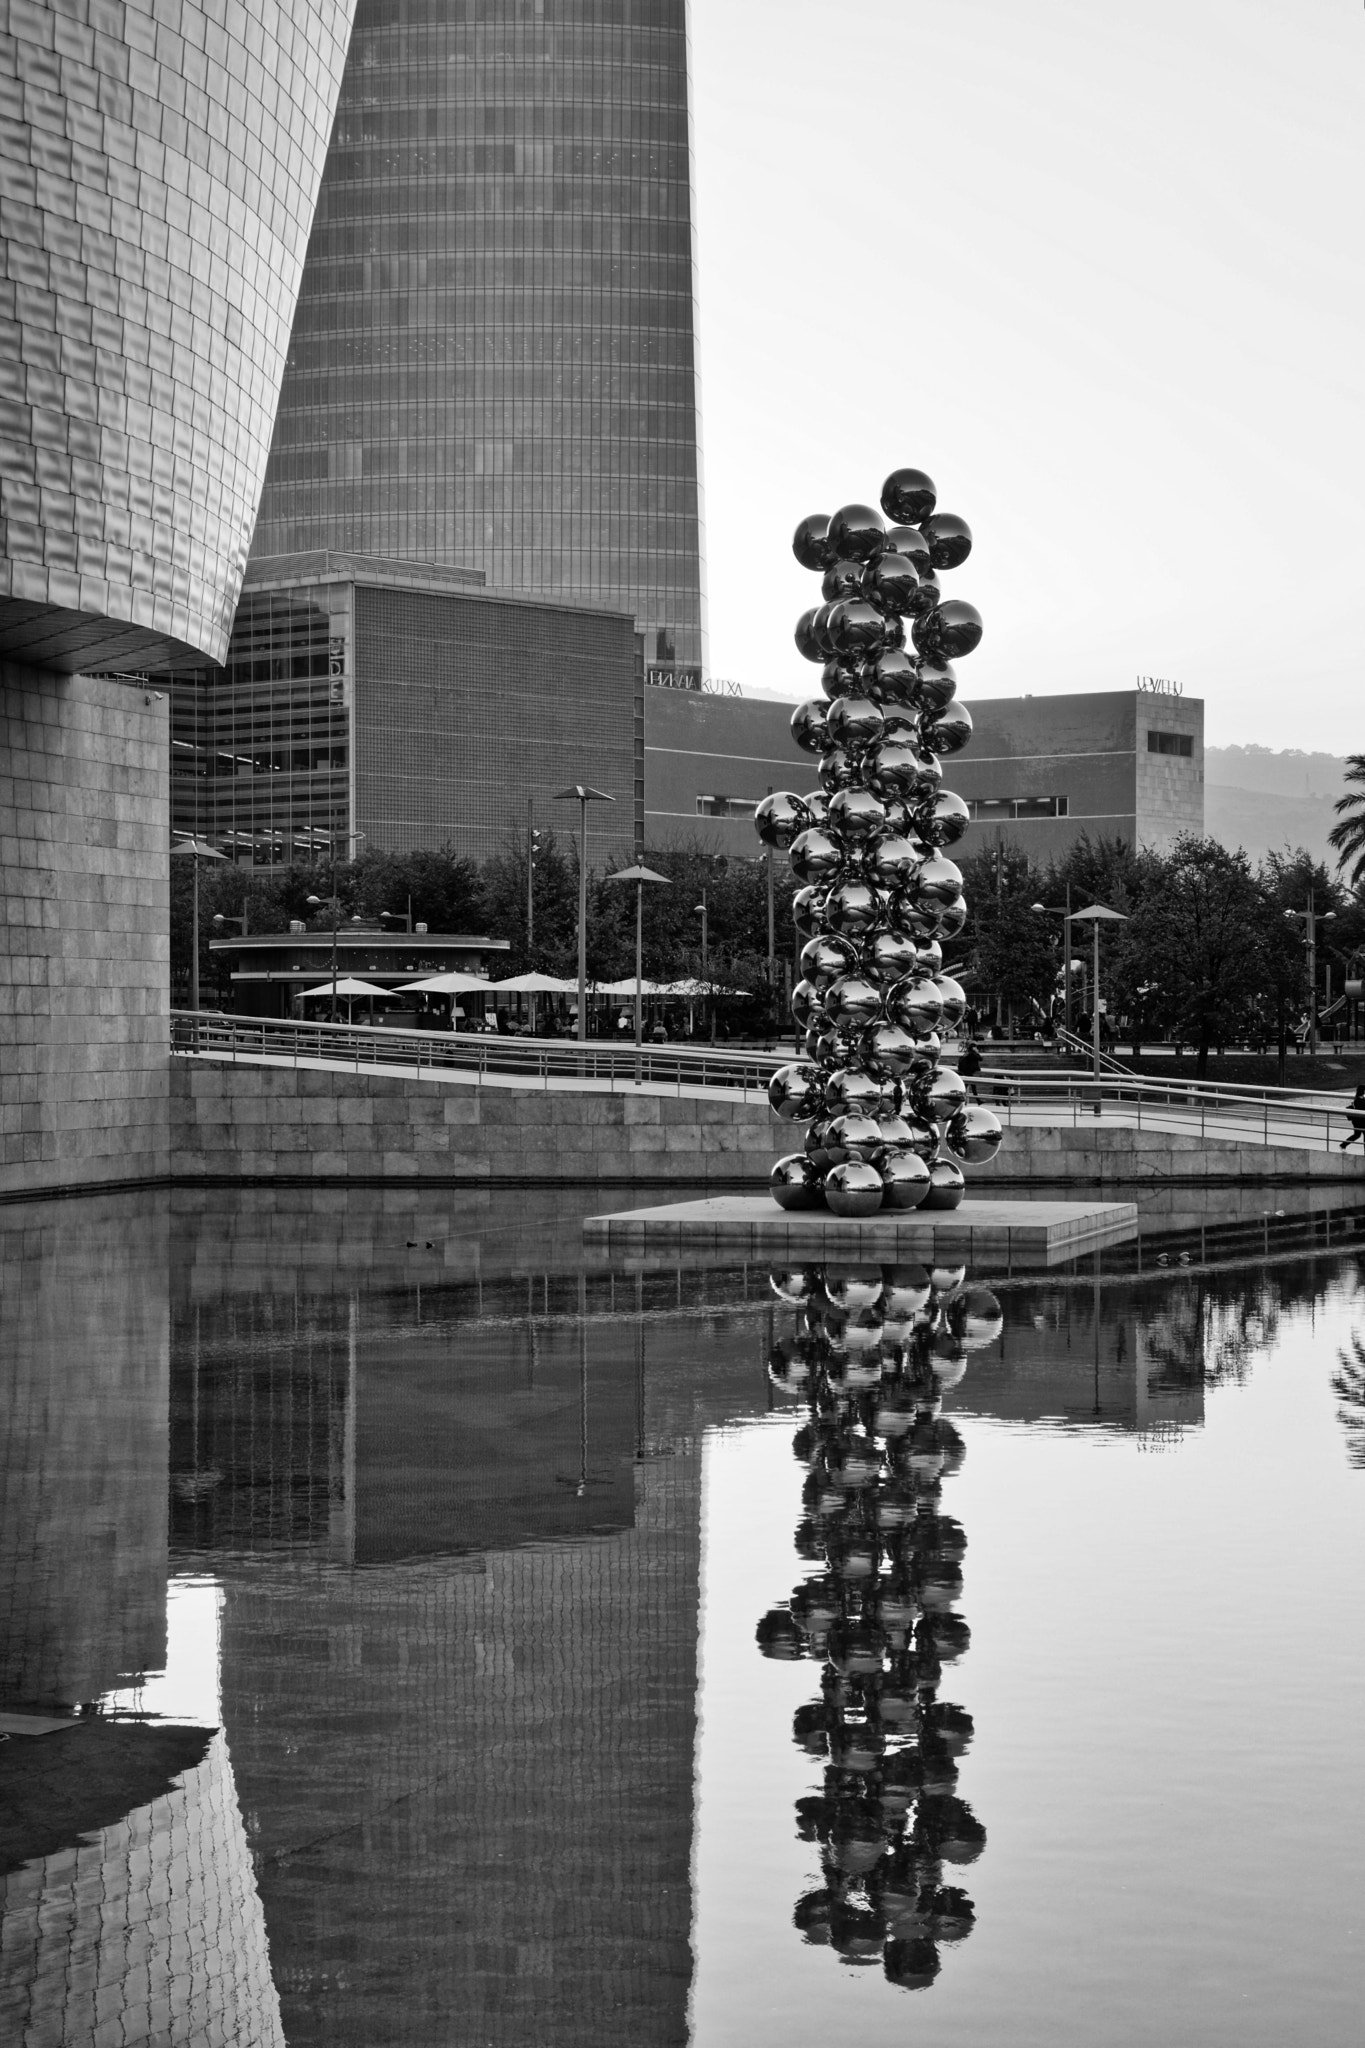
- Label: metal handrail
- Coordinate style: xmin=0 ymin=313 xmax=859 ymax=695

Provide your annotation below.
xmin=169 ymin=1009 xmax=789 ymax=1097
xmin=973 ymin=1067 xmax=1357 ymax=1153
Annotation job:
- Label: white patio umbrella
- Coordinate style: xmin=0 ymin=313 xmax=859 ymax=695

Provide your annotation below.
xmin=399 ymin=972 xmax=493 ymax=993
xmin=299 ymin=977 xmax=391 ymax=1020
xmin=491 ymin=972 xmax=580 ymax=991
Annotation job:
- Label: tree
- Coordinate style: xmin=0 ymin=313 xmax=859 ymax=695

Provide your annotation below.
xmin=957 ymin=844 xmax=1056 ymax=1029
xmin=1121 ymin=836 xmax=1268 ymax=1074
xmin=1328 ymin=755 xmax=1365 ymax=889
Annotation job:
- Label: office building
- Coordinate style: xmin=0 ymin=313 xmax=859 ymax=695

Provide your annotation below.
xmin=644 ymin=685 xmax=1205 ymax=861
xmin=249 ymin=0 xmax=706 ymax=682
xmin=170 ymin=550 xmax=641 ymax=866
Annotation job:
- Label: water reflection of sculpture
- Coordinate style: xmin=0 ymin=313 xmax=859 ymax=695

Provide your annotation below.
xmin=752 ymin=468 xmax=1003 ymax=1215
xmin=757 ymin=1261 xmax=1002 ymax=1988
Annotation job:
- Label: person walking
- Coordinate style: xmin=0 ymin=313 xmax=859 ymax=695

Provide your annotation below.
xmin=958 ymin=1037 xmax=983 ymax=1100
xmin=1339 ymin=1082 xmax=1365 ymax=1149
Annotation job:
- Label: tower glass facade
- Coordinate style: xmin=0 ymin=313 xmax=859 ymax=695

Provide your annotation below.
xmin=250 ymin=0 xmax=706 ymax=678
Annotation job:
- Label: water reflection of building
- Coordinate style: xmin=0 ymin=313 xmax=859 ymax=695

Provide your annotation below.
xmin=166 ymin=1249 xmax=714 ymax=2047
xmin=0 ymin=1198 xmax=284 ymax=2048
xmin=0 ymin=1200 xmax=170 ymax=1707
xmin=1 ymin=1728 xmax=284 ymax=2048
xmin=960 ymin=1281 xmax=1205 ymax=1435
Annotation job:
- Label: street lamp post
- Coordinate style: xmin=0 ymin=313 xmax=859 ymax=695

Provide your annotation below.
xmin=553 ymin=784 xmax=616 ymax=1041
xmin=170 ymin=835 xmax=226 ymax=1015
xmin=1030 ymin=883 xmax=1074 ymax=1038
xmin=1070 ymin=903 xmax=1128 ymax=1087
xmin=606 ymin=863 xmax=671 ymax=1054
xmin=1284 ymin=889 xmax=1336 ymax=1055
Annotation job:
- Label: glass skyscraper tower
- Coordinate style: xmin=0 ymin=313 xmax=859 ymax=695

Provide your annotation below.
xmin=250 ymin=0 xmax=706 ymax=679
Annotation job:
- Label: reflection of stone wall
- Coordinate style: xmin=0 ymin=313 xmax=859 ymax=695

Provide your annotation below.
xmin=0 ymin=1730 xmax=283 ymax=2048
xmin=222 ymin=1448 xmax=700 ymax=2047
xmin=0 ymin=1194 xmax=169 ymax=1705
xmin=0 ymin=669 xmax=171 ymax=1200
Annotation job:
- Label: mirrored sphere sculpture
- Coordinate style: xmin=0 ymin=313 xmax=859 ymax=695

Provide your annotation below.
xmin=761 ymin=465 xmax=1001 ymax=1210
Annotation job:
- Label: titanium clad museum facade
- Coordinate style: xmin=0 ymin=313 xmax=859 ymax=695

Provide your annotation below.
xmin=0 ymin=0 xmax=357 ymax=672
xmin=0 ymin=0 xmax=356 ymax=1200
xmin=250 ymin=0 xmax=707 ymax=682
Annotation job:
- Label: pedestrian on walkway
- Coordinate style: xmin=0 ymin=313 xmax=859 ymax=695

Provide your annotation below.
xmin=1339 ymin=1083 xmax=1365 ymax=1149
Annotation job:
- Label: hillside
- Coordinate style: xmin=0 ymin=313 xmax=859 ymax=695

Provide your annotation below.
xmin=1205 ymin=745 xmax=1350 ymax=865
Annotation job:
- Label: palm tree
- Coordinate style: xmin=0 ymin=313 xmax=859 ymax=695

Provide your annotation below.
xmin=1331 ymin=1334 xmax=1365 ymax=1470
xmin=1328 ymin=755 xmax=1365 ymax=887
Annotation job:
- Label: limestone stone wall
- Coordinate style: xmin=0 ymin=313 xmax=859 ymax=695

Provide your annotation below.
xmin=170 ymin=1060 xmax=780 ymax=1185
xmin=0 ymin=664 xmax=170 ymax=1198
xmin=169 ymin=1059 xmax=1365 ymax=1186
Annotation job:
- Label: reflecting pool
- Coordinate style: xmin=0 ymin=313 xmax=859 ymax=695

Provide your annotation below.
xmin=2 ymin=1187 xmax=1365 ymax=2047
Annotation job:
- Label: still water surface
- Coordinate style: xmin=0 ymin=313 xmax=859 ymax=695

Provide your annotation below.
xmin=2 ymin=1187 xmax=1364 ymax=2047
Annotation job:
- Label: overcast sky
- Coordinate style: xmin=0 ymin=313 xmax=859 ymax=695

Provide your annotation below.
xmin=689 ymin=0 xmax=1362 ymax=753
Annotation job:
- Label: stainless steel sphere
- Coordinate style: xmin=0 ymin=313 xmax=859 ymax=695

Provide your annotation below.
xmin=824 ymin=1113 xmax=884 ymax=1164
xmin=823 ymin=1065 xmax=883 ymax=1118
xmin=823 ymin=975 xmax=883 ymax=1032
xmin=791 ymin=888 xmax=824 ymax=941
xmin=920 ymin=701 xmax=973 ymax=757
xmin=862 ymin=1021 xmax=923 ymax=1079
xmin=887 ymin=973 xmax=944 ymax=1036
xmin=826 ymin=694 xmax=885 ymax=753
xmin=768 ymin=1062 xmax=825 ymax=1122
xmin=879 ymin=1151 xmax=931 ymax=1211
xmin=897 ymin=1113 xmax=941 ymax=1162
xmin=920 ymin=510 xmax=972 ymax=570
xmin=827 ymin=786 xmax=887 ymax=843
xmin=816 ymin=745 xmax=859 ymax=794
xmin=824 ymin=1159 xmax=884 ymax=1217
xmin=790 ymin=699 xmax=831 ymax=754
xmin=923 ymin=1063 xmax=968 ymax=1122
xmin=788 ymin=827 xmax=844 ymax=886
xmin=945 ymin=1103 xmax=1004 ymax=1163
xmin=866 ymin=833 xmax=923 ymax=892
xmin=868 ymin=928 xmax=921 ymax=981
xmin=822 ymin=880 xmax=882 ymax=937
xmin=935 ymin=894 xmax=969 ymax=940
xmin=800 ymin=933 xmax=859 ymax=989
xmin=933 ymin=973 xmax=968 ymax=1027
xmin=919 ymin=790 xmax=971 ymax=847
xmin=792 ymin=513 xmax=835 ymax=571
xmin=914 ymin=853 xmax=964 ymax=910
xmin=790 ymin=977 xmax=822 ymax=1029
xmin=771 ymin=1154 xmax=825 ymax=1210
xmin=911 ymin=659 xmax=957 ymax=718
xmin=880 ymin=467 xmax=937 ymax=525
xmin=827 ymin=503 xmax=887 ymax=561
xmin=922 ymin=1159 xmax=966 ymax=1210
xmin=754 ymin=790 xmax=811 ymax=850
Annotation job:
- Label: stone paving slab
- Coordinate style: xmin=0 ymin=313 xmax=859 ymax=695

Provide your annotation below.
xmin=583 ymin=1195 xmax=1139 ymax=1267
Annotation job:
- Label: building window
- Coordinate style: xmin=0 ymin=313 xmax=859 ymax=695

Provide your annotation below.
xmin=1147 ymin=730 xmax=1193 ymax=757
xmin=965 ymin=796 xmax=1069 ymax=821
xmin=697 ymin=795 xmax=759 ymax=819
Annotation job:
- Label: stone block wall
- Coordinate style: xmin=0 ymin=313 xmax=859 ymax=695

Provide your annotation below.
xmin=169 ymin=1059 xmax=1365 ymax=1187
xmin=170 ymin=1061 xmax=781 ymax=1185
xmin=0 ymin=664 xmax=170 ymax=1198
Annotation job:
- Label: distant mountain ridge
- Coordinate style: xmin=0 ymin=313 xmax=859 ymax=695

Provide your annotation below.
xmin=1205 ymin=745 xmax=1351 ymax=866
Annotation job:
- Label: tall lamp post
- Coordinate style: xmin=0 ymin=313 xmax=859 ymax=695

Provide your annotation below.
xmin=1284 ymin=889 xmax=1336 ymax=1055
xmin=1070 ymin=903 xmax=1128 ymax=1085
xmin=171 ymin=835 xmax=226 ymax=1015
xmin=1030 ymin=882 xmax=1074 ymax=1038
xmin=553 ymin=784 xmax=616 ymax=1042
xmin=606 ymin=863 xmax=671 ymax=1050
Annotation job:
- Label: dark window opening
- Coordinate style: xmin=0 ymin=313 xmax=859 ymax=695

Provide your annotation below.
xmin=1147 ymin=730 xmax=1193 ymax=757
